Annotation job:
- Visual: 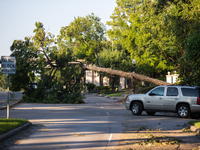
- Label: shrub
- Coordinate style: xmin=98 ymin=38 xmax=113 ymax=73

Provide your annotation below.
xmin=95 ymin=86 xmax=111 ymax=94
xmin=86 ymin=82 xmax=96 ymax=92
xmin=22 ymin=83 xmax=85 ymax=104
xmin=95 ymin=86 xmax=111 ymax=91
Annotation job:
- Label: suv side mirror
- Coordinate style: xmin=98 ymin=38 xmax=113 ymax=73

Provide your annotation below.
xmin=149 ymin=93 xmax=156 ymax=96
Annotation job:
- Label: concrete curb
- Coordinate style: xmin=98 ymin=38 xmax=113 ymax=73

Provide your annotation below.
xmin=0 ymin=100 xmax=21 ymax=110
xmin=185 ymin=123 xmax=200 ymax=135
xmin=0 ymin=122 xmax=32 ymax=141
xmin=95 ymin=93 xmax=125 ymax=103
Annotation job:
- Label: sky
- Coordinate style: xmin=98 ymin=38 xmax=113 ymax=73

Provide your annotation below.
xmin=0 ymin=0 xmax=117 ymax=56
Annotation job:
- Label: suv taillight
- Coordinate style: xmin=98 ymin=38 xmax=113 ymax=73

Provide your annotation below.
xmin=197 ymin=97 xmax=200 ymax=105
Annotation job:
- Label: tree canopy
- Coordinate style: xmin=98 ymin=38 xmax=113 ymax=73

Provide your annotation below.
xmin=3 ymin=0 xmax=200 ymax=96
xmin=58 ymin=13 xmax=106 ymax=64
xmin=107 ymin=0 xmax=200 ymax=82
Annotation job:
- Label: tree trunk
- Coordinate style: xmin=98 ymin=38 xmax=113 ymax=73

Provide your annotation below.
xmin=110 ymin=77 xmax=115 ymax=92
xmin=82 ymin=65 xmax=170 ymax=86
xmin=100 ymin=74 xmax=103 ymax=86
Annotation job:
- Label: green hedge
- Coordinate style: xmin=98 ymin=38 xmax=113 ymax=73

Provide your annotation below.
xmin=95 ymin=86 xmax=111 ymax=90
xmin=86 ymin=82 xmax=96 ymax=92
xmin=95 ymin=86 xmax=111 ymax=94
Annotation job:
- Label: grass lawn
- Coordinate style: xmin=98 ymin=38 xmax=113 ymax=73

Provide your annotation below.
xmin=0 ymin=118 xmax=28 ymax=135
xmin=188 ymin=121 xmax=200 ymax=128
xmin=104 ymin=91 xmax=129 ymax=97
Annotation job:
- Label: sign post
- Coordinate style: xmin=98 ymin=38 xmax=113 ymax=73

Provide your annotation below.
xmin=1 ymin=56 xmax=16 ymax=119
xmin=132 ymin=59 xmax=136 ymax=94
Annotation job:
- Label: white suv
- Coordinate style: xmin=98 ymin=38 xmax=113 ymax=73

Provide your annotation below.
xmin=125 ymin=85 xmax=200 ymax=118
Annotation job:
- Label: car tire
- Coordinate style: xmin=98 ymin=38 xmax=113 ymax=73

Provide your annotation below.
xmin=177 ymin=104 xmax=190 ymax=118
xmin=131 ymin=102 xmax=143 ymax=115
xmin=146 ymin=111 xmax=156 ymax=116
xmin=190 ymin=113 xmax=200 ymax=119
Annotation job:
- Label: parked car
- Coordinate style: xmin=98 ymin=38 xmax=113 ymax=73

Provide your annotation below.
xmin=125 ymin=85 xmax=200 ymax=118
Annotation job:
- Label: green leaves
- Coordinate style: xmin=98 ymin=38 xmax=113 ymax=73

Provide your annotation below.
xmin=97 ymin=49 xmax=132 ymax=72
xmin=107 ymin=0 xmax=200 ymax=81
xmin=180 ymin=32 xmax=200 ymax=85
xmin=33 ymin=22 xmax=55 ymax=49
xmin=58 ymin=13 xmax=106 ymax=64
xmin=10 ymin=38 xmax=37 ymax=91
xmin=10 ymin=22 xmax=85 ymax=103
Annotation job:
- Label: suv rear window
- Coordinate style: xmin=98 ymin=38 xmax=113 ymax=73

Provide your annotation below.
xmin=196 ymin=88 xmax=200 ymax=97
xmin=181 ymin=88 xmax=197 ymax=97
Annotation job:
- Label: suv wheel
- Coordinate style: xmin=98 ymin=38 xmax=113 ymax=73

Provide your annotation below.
xmin=177 ymin=104 xmax=190 ymax=118
xmin=131 ymin=102 xmax=143 ymax=115
xmin=146 ymin=111 xmax=156 ymax=116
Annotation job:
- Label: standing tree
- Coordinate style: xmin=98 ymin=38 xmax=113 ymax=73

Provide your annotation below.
xmin=107 ymin=0 xmax=200 ymax=81
xmin=180 ymin=32 xmax=200 ymax=85
xmin=57 ymin=13 xmax=106 ymax=63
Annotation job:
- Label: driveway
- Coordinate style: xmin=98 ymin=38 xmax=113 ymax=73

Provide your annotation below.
xmin=0 ymin=94 xmax=200 ymax=150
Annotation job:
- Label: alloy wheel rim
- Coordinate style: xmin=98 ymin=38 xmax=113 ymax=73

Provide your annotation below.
xmin=132 ymin=104 xmax=139 ymax=114
xmin=178 ymin=106 xmax=188 ymax=117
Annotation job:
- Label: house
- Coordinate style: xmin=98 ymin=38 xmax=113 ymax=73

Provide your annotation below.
xmin=85 ymin=70 xmax=128 ymax=90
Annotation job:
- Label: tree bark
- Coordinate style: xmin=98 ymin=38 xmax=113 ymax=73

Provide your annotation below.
xmin=100 ymin=74 xmax=103 ymax=86
xmin=81 ymin=65 xmax=171 ymax=86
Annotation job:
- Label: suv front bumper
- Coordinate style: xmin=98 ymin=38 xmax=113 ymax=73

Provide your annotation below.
xmin=125 ymin=101 xmax=130 ymax=110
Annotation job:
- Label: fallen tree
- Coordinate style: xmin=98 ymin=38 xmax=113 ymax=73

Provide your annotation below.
xmin=69 ymin=62 xmax=171 ymax=86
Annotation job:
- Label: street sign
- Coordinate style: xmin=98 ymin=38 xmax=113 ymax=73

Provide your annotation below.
xmin=1 ymin=56 xmax=16 ymax=119
xmin=1 ymin=56 xmax=16 ymax=74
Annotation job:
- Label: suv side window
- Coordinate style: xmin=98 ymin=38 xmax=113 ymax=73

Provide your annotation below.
xmin=167 ymin=87 xmax=178 ymax=96
xmin=149 ymin=87 xmax=164 ymax=96
xmin=181 ymin=88 xmax=197 ymax=97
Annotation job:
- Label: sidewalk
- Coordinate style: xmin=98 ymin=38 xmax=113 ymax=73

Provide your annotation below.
xmin=96 ymin=93 xmax=127 ymax=103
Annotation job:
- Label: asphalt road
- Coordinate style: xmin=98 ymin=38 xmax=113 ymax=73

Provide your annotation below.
xmin=0 ymin=94 xmax=125 ymax=149
xmin=0 ymin=94 xmax=199 ymax=149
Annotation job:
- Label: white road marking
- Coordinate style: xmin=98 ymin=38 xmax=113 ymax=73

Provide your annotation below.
xmin=106 ymin=112 xmax=110 ymax=116
xmin=109 ymin=134 xmax=113 ymax=142
xmin=101 ymin=107 xmax=104 ymax=109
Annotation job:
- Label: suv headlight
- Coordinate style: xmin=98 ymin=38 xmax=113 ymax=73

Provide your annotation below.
xmin=126 ymin=97 xmax=129 ymax=102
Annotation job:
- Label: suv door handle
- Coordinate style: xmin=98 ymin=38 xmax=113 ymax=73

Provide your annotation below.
xmin=159 ymin=97 xmax=163 ymax=100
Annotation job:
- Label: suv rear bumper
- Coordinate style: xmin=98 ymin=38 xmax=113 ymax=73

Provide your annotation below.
xmin=190 ymin=105 xmax=200 ymax=113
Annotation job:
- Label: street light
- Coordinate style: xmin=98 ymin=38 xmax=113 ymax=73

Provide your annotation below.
xmin=132 ymin=59 xmax=136 ymax=94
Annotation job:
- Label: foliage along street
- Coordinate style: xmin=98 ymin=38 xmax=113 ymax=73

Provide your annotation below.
xmin=0 ymin=0 xmax=199 ymax=104
xmin=0 ymin=0 xmax=200 ymax=149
